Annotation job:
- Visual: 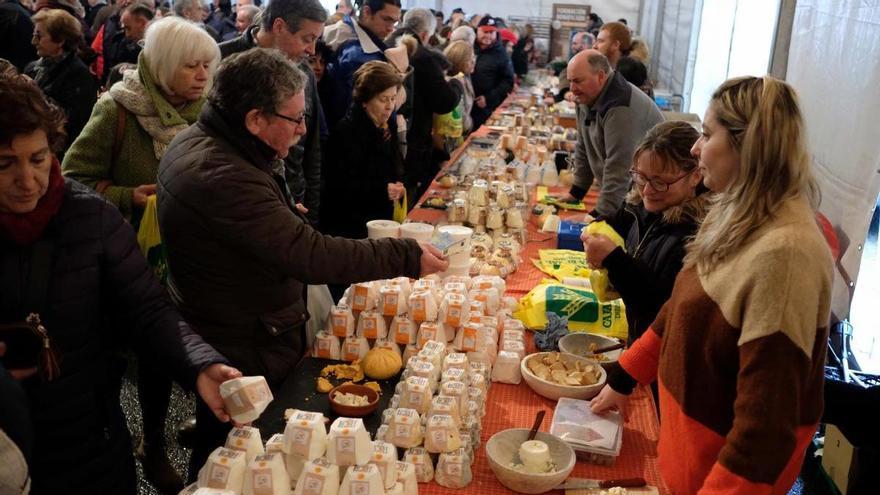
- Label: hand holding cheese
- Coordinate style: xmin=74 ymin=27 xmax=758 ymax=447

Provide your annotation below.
xmin=198 ymin=364 xmax=243 ymax=423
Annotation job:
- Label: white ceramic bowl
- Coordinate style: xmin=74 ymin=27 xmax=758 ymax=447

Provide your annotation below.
xmin=520 ymin=352 xmax=607 ymax=401
xmin=557 ymin=332 xmax=622 ymax=369
xmin=486 ymin=428 xmax=576 ymax=494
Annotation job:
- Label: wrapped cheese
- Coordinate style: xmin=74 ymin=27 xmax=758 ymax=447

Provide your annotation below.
xmin=327 ymin=418 xmax=372 ymax=466
xmin=328 ymin=305 xmax=356 ymax=338
xmin=387 ymin=482 xmax=404 ymax=495
xmin=501 ymin=329 xmax=525 ymax=344
xmin=389 ymin=316 xmax=417 ymax=346
xmin=407 ymin=360 xmax=438 ymax=390
xmin=339 ymin=464 xmax=384 ymax=495
xmin=401 ymin=344 xmax=419 ymax=365
xmin=198 ymin=447 xmax=247 ymax=492
xmin=502 ymin=317 xmax=525 ymax=332
xmin=407 ymin=290 xmax=438 ymax=323
xmin=412 ymin=278 xmax=437 ymax=292
xmin=387 ymin=408 xmax=422 ymax=448
xmin=378 ymin=285 xmax=407 ymax=317
xmin=419 ymin=340 xmax=447 ymax=368
xmin=435 ymin=448 xmax=473 ymax=488
xmin=469 ymin=300 xmax=485 ymax=317
xmin=491 ymin=350 xmax=522 ymax=384
xmin=374 ymin=424 xmax=389 ymax=442
xmin=439 ymin=293 xmax=469 ymax=327
xmin=179 ymin=483 xmax=200 ymax=495
xmin=399 ymin=376 xmax=431 ymax=414
xmin=480 ymin=315 xmax=502 ymax=335
xmin=442 ymin=322 xmax=457 ymax=342
xmin=243 ymin=452 xmax=288 ymax=495
xmin=439 ymin=380 xmax=468 ymax=417
xmin=442 ymin=352 xmax=469 ymax=373
xmin=388 ymin=277 xmax=413 ymax=300
xmin=453 ymin=322 xmax=482 ymax=353
xmin=219 ymin=376 xmax=273 ymax=424
xmin=192 ymin=489 xmax=236 ymax=495
xmin=403 ymin=447 xmax=434 ymax=483
xmin=469 ymin=361 xmax=490 ymax=379
xmin=424 ymin=414 xmax=462 ymax=453
xmin=294 ymin=458 xmax=340 ymax=495
xmin=444 ymin=276 xmax=472 ymax=290
xmin=356 ymin=311 xmax=387 ymax=340
xmin=225 ymin=426 xmax=264 ymax=463
xmin=313 ymin=331 xmax=342 ymax=360
xmin=283 ymin=411 xmax=327 ymax=460
xmin=472 ymin=275 xmax=506 ymax=295
xmin=372 ymin=338 xmax=401 ymax=357
xmin=286 ymin=453 xmax=306 ymax=483
xmin=395 ymin=462 xmax=418 ymax=495
xmin=502 ymin=339 xmax=526 ymax=359
xmin=470 ymin=372 xmax=488 ymax=394
xmin=416 ymin=321 xmax=442 ymax=349
xmin=369 ymin=441 xmax=399 ymax=489
xmin=467 ymin=386 xmax=485 ymax=413
xmin=441 ymin=367 xmax=467 ymax=384
xmin=467 ymin=351 xmax=493 ymax=371
xmin=466 ymin=399 xmax=481 ymax=421
xmin=429 ymin=395 xmax=461 ymax=428
xmin=470 ymin=288 xmax=500 ymax=316
xmin=341 ymin=336 xmax=370 ymax=362
xmin=350 ymin=282 xmax=378 ymax=312
xmin=265 ymin=433 xmax=285 ymax=455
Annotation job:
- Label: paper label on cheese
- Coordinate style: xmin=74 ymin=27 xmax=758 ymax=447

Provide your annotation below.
xmin=302 ymin=473 xmax=325 ymax=495
xmin=383 ymin=294 xmax=399 ymax=315
xmin=226 ymin=381 xmax=268 ymax=417
xmin=332 ymin=314 xmax=350 ymax=337
xmin=411 ymin=297 xmax=425 ymax=321
xmin=252 ymin=467 xmax=274 ymax=494
xmin=289 ymin=427 xmax=312 ymax=457
xmin=461 ymin=325 xmax=478 ymax=352
xmin=445 ymin=462 xmax=462 ymax=476
xmin=207 ymin=464 xmax=230 ymax=488
xmin=419 ymin=326 xmax=437 ymax=348
xmin=352 ymin=481 xmax=370 ymax=495
xmin=363 ymin=316 xmax=377 ymax=338
xmin=344 ymin=341 xmax=361 ymax=361
xmin=317 ymin=338 xmax=332 ymax=358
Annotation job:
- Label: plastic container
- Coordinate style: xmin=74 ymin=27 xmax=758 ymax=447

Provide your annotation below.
xmin=549 ymin=397 xmax=622 ymax=466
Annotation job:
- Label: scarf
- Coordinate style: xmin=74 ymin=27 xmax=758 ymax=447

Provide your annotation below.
xmin=29 ymin=52 xmax=67 ymax=88
xmin=0 ymin=158 xmax=65 ymax=246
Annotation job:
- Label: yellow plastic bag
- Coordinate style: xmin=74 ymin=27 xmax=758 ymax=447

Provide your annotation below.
xmin=584 ymin=220 xmax=625 ymax=301
xmin=533 ymin=249 xmax=592 ymax=281
xmin=513 ymin=280 xmax=628 ymax=340
xmin=136 ymin=194 xmax=168 ymax=284
xmin=393 ymin=189 xmax=408 ymax=224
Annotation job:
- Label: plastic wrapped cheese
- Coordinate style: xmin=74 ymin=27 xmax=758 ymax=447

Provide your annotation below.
xmin=468 ymin=300 xmax=485 ymax=317
xmin=327 ymin=418 xmax=372 ymax=466
xmin=283 ymin=411 xmax=327 ymax=460
xmin=390 ymin=316 xmax=417 ymax=346
xmin=407 ymin=289 xmax=438 ymax=323
xmin=429 ymin=396 xmax=461 ymax=427
xmin=294 ymin=458 xmax=340 ymax=495
xmin=439 ymin=292 xmax=469 ymax=327
xmin=416 ymin=321 xmax=442 ymax=349
xmin=453 ymin=322 xmax=481 ymax=353
xmin=412 ymin=278 xmax=437 ymax=292
xmin=219 ymin=376 xmax=273 ymax=424
xmin=225 ymin=426 xmax=264 ymax=463
xmin=350 ymin=282 xmax=378 ymax=312
xmin=399 ymin=376 xmax=431 ymax=414
xmin=265 ymin=433 xmax=285 ymax=455
xmin=369 ymin=441 xmax=399 ymax=489
xmin=328 ymin=305 xmax=356 ymax=338
xmin=395 ymin=462 xmax=418 ymax=495
xmin=439 ymin=380 xmax=468 ymax=417
xmin=339 ymin=463 xmax=385 ymax=495
xmin=313 ymin=331 xmax=342 ymax=360
xmin=341 ymin=336 xmax=370 ymax=362
xmin=356 ymin=310 xmax=387 ymax=340
xmin=502 ymin=317 xmax=525 ymax=332
xmin=435 ymin=448 xmax=473 ymax=488
xmin=378 ymin=285 xmax=407 ymax=317
xmin=387 ymin=408 xmax=422 ymax=448
xmin=424 ymin=414 xmax=462 ymax=453
xmin=467 ymin=386 xmax=485 ymax=414
xmin=243 ymin=452 xmax=288 ymax=495
xmin=491 ymin=350 xmax=522 ymax=384
xmin=471 ymin=288 xmax=500 ymax=315
xmin=198 ymin=447 xmax=247 ymax=492
xmin=403 ymin=447 xmax=434 ymax=483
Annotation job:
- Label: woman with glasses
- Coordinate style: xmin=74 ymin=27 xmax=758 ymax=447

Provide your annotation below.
xmin=581 ymin=120 xmax=709 ymax=344
xmin=321 ymin=60 xmax=406 ymax=239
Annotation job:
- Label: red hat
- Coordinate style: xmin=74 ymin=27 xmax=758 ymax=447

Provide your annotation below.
xmin=500 ymin=28 xmax=518 ymax=45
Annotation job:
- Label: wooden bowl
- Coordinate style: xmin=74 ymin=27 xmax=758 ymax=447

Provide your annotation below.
xmin=520 ymin=352 xmax=606 ymax=401
xmin=328 ymin=384 xmax=380 ymax=417
xmin=558 ymin=332 xmax=622 ymax=369
xmin=486 ymin=428 xmax=575 ymax=494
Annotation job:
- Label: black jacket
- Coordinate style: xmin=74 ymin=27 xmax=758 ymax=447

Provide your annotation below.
xmin=602 ymin=193 xmax=710 ymax=343
xmin=471 ymin=38 xmax=514 ymax=128
xmin=512 ymin=36 xmax=531 ymax=76
xmin=321 ymin=104 xmax=404 ymax=239
xmin=1 ymin=179 xmax=226 ymax=494
xmin=102 ymin=27 xmax=141 ymax=83
xmin=25 ymin=51 xmax=98 ymax=155
xmin=0 ymin=0 xmax=37 ymax=71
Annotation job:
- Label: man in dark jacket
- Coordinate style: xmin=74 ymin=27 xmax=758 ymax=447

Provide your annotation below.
xmin=471 ymin=15 xmax=514 ymax=129
xmin=0 ymin=0 xmax=38 ymax=71
xmin=219 ymin=0 xmax=325 ymax=225
xmin=387 ymin=7 xmax=461 ymax=201
xmin=157 ymin=48 xmax=448 ymax=477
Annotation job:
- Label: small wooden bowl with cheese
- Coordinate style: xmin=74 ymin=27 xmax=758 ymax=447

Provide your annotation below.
xmin=328 ymin=383 xmax=380 ymax=417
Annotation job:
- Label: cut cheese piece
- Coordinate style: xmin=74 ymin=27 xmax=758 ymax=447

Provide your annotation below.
xmin=294 ymin=458 xmax=340 ymax=495
xmin=407 ymin=360 xmax=438 ymax=391
xmin=395 ymin=462 xmax=418 ymax=495
xmin=403 ymin=447 xmax=434 ymax=483
xmin=225 ymin=426 xmax=264 ymax=463
xmin=243 ymin=452 xmax=288 ymax=495
xmin=342 ymin=336 xmax=370 ymax=362
xmin=501 ymin=329 xmax=525 ymax=344
xmin=472 ymin=275 xmax=506 ymax=294
xmin=379 ymin=285 xmax=407 ymax=317
xmin=388 ymin=277 xmax=413 ymax=301
xmin=198 ymin=447 xmax=247 ymax=492
xmin=387 ymin=408 xmax=422 ymax=448
xmin=283 ymin=411 xmax=327 ymax=460
xmin=327 ymin=417 xmax=372 ymax=466
xmin=356 ymin=311 xmax=387 ymax=340
xmin=470 ymin=372 xmax=488 ymax=394
xmin=389 ymin=316 xmax=417 ymax=346
xmin=369 ymin=441 xmax=399 ymax=489
xmin=219 ymin=376 xmax=273 ymax=424
xmin=435 ymin=448 xmax=473 ymax=488
xmin=374 ymin=424 xmax=389 ymax=442
xmin=329 ymin=306 xmax=356 ymax=338
xmin=349 ymin=282 xmax=378 ymax=312
xmin=443 ymin=278 xmax=471 ymax=291
xmin=424 ymin=414 xmax=462 ymax=453
xmin=339 ymin=463 xmax=384 ymax=495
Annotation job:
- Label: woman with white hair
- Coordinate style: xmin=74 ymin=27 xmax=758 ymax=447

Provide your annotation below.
xmin=61 ymin=15 xmax=220 ymax=493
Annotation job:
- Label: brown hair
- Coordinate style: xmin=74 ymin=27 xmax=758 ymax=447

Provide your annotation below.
xmin=0 ymin=75 xmax=67 ymax=152
xmin=352 ymin=60 xmax=403 ymax=104
xmin=32 ymin=9 xmax=82 ymax=52
xmin=600 ymin=21 xmax=632 ymax=54
xmin=633 ymin=121 xmax=699 ymax=174
xmin=444 ymin=40 xmax=474 ymax=75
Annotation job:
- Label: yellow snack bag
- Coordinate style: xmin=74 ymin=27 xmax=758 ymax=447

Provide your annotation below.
xmin=513 ymin=281 xmax=628 ymax=340
xmin=584 ymin=221 xmax=626 ymax=301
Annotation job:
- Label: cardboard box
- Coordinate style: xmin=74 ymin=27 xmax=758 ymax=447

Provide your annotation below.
xmin=823 ymin=424 xmax=854 ymax=493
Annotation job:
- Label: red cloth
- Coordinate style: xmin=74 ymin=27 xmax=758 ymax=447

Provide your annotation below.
xmin=0 ymin=158 xmax=65 ymax=246
xmin=499 ymin=28 xmax=518 ymax=45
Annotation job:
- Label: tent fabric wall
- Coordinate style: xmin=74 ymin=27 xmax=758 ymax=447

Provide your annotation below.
xmin=405 ymin=0 xmax=641 ymax=28
xmin=785 ymin=0 xmax=880 ymax=319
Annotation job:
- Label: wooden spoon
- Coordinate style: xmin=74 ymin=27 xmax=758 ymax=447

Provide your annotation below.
xmin=513 ymin=410 xmax=547 ymax=465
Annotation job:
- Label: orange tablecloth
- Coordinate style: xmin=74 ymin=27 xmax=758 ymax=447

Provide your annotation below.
xmin=407 ymin=131 xmax=667 ymax=494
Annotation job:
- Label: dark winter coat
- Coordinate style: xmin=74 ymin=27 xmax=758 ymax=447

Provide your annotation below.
xmin=0 ymin=0 xmax=37 ymax=71
xmin=1 ymin=179 xmax=226 ymax=494
xmin=471 ymin=38 xmax=514 ymax=128
xmin=157 ymin=103 xmax=423 ymax=385
xmin=25 ymin=51 xmax=98 ymax=155
xmin=602 ymin=192 xmax=710 ymax=343
xmin=321 ymin=104 xmax=403 ymax=239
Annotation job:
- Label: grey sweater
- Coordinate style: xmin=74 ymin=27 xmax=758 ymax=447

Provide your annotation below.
xmin=570 ymin=70 xmax=663 ymax=217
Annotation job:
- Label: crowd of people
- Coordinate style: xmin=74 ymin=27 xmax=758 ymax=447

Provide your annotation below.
xmin=0 ymin=1 xmax=835 ymax=495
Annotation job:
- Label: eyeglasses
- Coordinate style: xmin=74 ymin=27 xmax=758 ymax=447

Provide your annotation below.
xmin=272 ymin=111 xmax=306 ymax=128
xmin=629 ymin=169 xmax=692 ymax=192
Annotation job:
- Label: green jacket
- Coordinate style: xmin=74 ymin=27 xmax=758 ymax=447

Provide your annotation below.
xmin=62 ymin=58 xmax=204 ymax=221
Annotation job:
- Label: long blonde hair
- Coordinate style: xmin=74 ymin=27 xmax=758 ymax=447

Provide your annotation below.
xmin=685 ymin=76 xmax=818 ymax=272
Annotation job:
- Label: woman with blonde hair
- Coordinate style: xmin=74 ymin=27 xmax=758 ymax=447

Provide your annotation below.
xmin=592 ymin=76 xmax=833 ymax=494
